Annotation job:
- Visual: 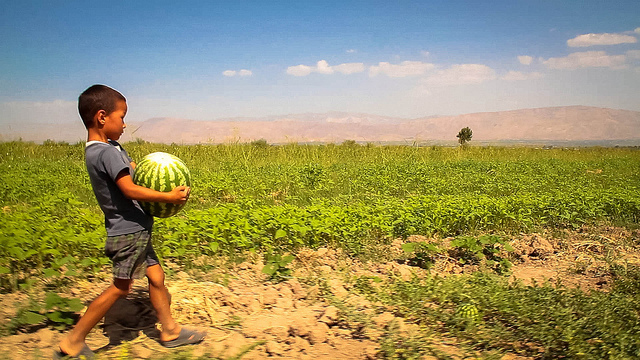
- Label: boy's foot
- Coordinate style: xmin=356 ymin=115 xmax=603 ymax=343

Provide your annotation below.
xmin=160 ymin=327 xmax=206 ymax=348
xmin=53 ymin=343 xmax=95 ymax=359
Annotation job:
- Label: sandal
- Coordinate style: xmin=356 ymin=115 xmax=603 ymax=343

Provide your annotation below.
xmin=160 ymin=327 xmax=206 ymax=348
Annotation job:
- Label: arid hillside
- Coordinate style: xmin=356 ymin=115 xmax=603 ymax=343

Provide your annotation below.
xmin=2 ymin=106 xmax=640 ymax=144
xmin=125 ymin=106 xmax=640 ymax=144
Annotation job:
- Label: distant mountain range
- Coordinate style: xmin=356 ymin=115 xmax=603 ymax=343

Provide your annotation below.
xmin=3 ymin=106 xmax=640 ymax=145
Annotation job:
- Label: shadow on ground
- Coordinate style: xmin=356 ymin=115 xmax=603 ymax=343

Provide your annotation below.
xmin=101 ymin=292 xmax=160 ymax=348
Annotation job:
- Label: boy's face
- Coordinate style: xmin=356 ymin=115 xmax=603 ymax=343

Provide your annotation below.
xmin=101 ymin=100 xmax=128 ymax=141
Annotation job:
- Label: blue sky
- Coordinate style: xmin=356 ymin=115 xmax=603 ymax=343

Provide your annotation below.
xmin=1 ymin=0 xmax=639 ymax=126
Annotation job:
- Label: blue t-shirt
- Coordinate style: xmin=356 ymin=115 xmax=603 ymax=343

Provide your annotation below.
xmin=85 ymin=140 xmax=153 ymax=236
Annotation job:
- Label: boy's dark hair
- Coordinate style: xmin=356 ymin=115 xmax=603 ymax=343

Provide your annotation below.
xmin=78 ymin=84 xmax=126 ymax=128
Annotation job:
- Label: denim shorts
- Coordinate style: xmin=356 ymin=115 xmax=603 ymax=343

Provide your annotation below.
xmin=105 ymin=229 xmax=160 ymax=280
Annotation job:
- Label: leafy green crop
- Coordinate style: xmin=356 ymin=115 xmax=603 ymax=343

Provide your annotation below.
xmin=262 ymin=252 xmax=295 ymax=282
xmin=450 ymin=234 xmax=514 ymax=273
xmin=401 ymin=241 xmax=443 ymax=269
xmin=1 ymin=141 xmax=639 ymax=291
xmin=8 ymin=292 xmax=83 ymax=333
xmin=357 ymin=270 xmax=640 ymax=358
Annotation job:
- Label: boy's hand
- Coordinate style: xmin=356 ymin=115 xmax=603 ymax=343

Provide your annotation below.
xmin=116 ymin=170 xmax=191 ymax=204
xmin=168 ymin=186 xmax=191 ymax=204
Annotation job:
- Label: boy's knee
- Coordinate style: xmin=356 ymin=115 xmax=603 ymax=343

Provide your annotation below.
xmin=113 ymin=278 xmax=133 ymax=297
xmin=147 ymin=273 xmax=165 ymax=288
xmin=146 ymin=264 xmax=166 ymax=286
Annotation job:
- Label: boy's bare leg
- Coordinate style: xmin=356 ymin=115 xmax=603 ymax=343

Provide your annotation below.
xmin=59 ymin=278 xmax=132 ymax=356
xmin=146 ymin=264 xmax=182 ymax=341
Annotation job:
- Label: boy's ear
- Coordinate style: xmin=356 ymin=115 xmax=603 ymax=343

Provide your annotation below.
xmin=96 ymin=109 xmax=107 ymax=126
xmin=86 ymin=110 xmax=106 ymax=129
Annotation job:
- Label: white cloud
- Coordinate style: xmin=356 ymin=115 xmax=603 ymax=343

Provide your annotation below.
xmin=369 ymin=61 xmax=435 ymax=77
xmin=316 ymin=60 xmax=334 ymax=74
xmin=421 ymin=51 xmax=430 ymax=57
xmin=286 ymin=60 xmax=365 ymax=76
xmin=346 ymin=49 xmax=357 ymax=53
xmin=223 ymin=69 xmax=253 ymax=77
xmin=542 ymin=51 xmax=627 ymax=70
xmin=424 ymin=64 xmax=496 ymax=86
xmin=501 ymin=71 xmax=544 ymax=81
xmin=567 ymin=33 xmax=637 ymax=47
xmin=635 ymin=27 xmax=640 ymax=34
xmin=333 ymin=62 xmax=366 ymax=75
xmin=518 ymin=55 xmax=533 ymax=65
xmin=287 ymin=64 xmax=314 ymax=77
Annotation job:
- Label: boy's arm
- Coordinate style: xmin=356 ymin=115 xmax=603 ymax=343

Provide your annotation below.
xmin=130 ymin=161 xmax=136 ymax=170
xmin=115 ymin=170 xmax=189 ymax=204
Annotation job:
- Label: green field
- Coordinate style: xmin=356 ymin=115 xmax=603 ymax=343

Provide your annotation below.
xmin=2 ymin=141 xmax=640 ymax=359
xmin=1 ymin=141 xmax=640 ymax=283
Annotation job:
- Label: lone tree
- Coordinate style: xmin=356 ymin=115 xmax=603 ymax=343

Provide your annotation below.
xmin=456 ymin=127 xmax=473 ymax=145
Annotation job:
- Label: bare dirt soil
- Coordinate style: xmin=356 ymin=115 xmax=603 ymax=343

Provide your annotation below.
xmin=1 ymin=226 xmax=638 ymax=359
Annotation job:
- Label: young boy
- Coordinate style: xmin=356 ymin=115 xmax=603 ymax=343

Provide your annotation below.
xmin=57 ymin=85 xmax=205 ymax=358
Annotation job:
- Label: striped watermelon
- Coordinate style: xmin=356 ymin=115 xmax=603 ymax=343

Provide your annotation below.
xmin=455 ymin=303 xmax=479 ymax=320
xmin=133 ymin=152 xmax=191 ymax=218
